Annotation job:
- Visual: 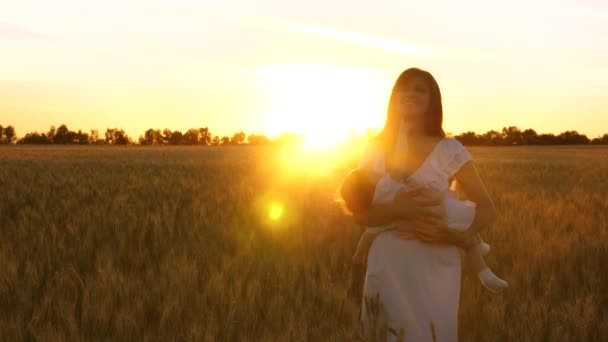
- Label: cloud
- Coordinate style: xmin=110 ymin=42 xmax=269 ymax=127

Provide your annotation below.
xmin=283 ymin=20 xmax=501 ymax=63
xmin=0 ymin=22 xmax=52 ymax=41
xmin=287 ymin=22 xmax=428 ymax=56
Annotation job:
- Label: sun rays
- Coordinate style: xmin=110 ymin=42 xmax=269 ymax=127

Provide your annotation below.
xmin=254 ymin=63 xmax=388 ymax=150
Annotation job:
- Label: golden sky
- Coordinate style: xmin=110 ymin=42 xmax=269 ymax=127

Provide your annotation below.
xmin=1 ymin=0 xmax=607 ymax=143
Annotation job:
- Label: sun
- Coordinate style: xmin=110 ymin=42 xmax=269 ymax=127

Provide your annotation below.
xmin=257 ymin=63 xmax=388 ymax=149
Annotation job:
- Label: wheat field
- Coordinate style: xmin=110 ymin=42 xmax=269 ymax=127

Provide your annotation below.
xmin=1 ymin=145 xmax=607 ymax=341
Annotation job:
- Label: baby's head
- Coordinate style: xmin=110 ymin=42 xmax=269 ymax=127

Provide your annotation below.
xmin=339 ymin=167 xmax=376 ymax=214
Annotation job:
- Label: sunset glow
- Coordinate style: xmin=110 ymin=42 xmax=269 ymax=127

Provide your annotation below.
xmin=257 ymin=64 xmax=388 ymax=148
xmin=1 ymin=1 xmax=607 ymax=139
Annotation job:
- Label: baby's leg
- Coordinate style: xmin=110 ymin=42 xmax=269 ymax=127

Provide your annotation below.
xmin=463 ymin=234 xmax=490 ymax=255
xmin=465 ymin=245 xmax=508 ymax=293
xmin=475 ymin=234 xmax=491 ymax=255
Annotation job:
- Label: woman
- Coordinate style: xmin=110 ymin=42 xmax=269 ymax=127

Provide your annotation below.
xmin=355 ymin=68 xmax=497 ymax=341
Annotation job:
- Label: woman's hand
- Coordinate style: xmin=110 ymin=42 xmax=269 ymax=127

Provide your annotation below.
xmin=393 ymin=187 xmax=444 ymax=224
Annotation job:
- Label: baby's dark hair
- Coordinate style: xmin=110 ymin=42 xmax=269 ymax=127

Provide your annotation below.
xmin=339 ymin=168 xmax=376 ymax=214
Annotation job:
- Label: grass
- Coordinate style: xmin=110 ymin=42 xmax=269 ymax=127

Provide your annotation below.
xmin=0 ymin=144 xmax=607 ymax=341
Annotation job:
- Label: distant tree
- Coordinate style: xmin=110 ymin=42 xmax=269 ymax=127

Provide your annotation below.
xmin=247 ymin=134 xmax=271 ymax=145
xmin=182 ymin=129 xmax=199 ymax=145
xmin=76 ymin=129 xmax=89 ymax=144
xmin=501 ymin=126 xmax=523 ymax=145
xmin=591 ymin=133 xmax=608 ymax=145
xmin=47 ymin=125 xmax=56 ymax=142
xmin=230 ymin=131 xmax=246 ymax=145
xmin=169 ymin=130 xmax=183 ymax=145
xmin=211 ymin=135 xmax=220 ymax=146
xmin=558 ymin=130 xmax=589 ymax=144
xmin=89 ymin=129 xmax=102 ymax=144
xmin=105 ymin=128 xmax=131 ymax=145
xmin=220 ymin=136 xmax=230 ymax=145
xmin=1 ymin=125 xmax=16 ymax=144
xmin=521 ymin=128 xmax=538 ymax=145
xmin=162 ymin=128 xmax=173 ymax=145
xmin=537 ymin=133 xmax=558 ymax=145
xmin=105 ymin=128 xmax=115 ymax=144
xmin=140 ymin=128 xmax=162 ymax=145
xmin=17 ymin=132 xmax=50 ymax=144
xmin=479 ymin=130 xmax=502 ymax=145
xmin=198 ymin=127 xmax=212 ymax=145
xmin=54 ymin=124 xmax=71 ymax=144
xmin=454 ymin=131 xmax=479 ymax=145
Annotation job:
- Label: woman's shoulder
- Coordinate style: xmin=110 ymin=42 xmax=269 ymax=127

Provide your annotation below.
xmin=437 ymin=137 xmax=469 ymax=156
xmin=441 ymin=136 xmax=465 ymax=150
xmin=438 ymin=137 xmax=473 ymax=175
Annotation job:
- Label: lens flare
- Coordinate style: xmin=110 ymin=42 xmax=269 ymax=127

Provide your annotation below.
xmin=268 ymin=202 xmax=284 ymax=221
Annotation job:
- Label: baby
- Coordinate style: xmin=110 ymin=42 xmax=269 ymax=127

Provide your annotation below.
xmin=340 ymin=167 xmax=508 ymax=294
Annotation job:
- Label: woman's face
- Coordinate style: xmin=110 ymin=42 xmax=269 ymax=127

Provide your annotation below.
xmin=395 ymin=76 xmax=431 ymax=128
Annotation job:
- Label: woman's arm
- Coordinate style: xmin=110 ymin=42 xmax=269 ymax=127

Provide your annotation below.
xmin=353 ymin=202 xmax=403 ymax=226
xmin=353 ymin=189 xmax=444 ymax=226
xmin=450 ymin=160 xmax=497 ymax=243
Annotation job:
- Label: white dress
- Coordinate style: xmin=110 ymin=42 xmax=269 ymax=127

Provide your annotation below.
xmin=359 ymin=137 xmax=473 ymax=342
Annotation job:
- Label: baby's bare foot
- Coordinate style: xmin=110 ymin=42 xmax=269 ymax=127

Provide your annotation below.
xmin=478 ymin=268 xmax=508 ymax=293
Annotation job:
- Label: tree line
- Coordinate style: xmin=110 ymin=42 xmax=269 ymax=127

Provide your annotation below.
xmin=1 ymin=123 xmax=607 ymax=146
xmin=452 ymin=126 xmax=608 ymax=145
xmin=1 ymin=124 xmax=282 ymax=146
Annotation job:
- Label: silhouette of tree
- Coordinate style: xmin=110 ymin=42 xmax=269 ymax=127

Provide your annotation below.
xmin=162 ymin=129 xmax=173 ymax=144
xmin=5 ymin=123 xmax=608 ymax=146
xmin=47 ymin=125 xmax=56 ymax=142
xmin=182 ymin=129 xmax=199 ymax=145
xmin=211 ymin=136 xmax=220 ymax=146
xmin=501 ymin=126 xmax=523 ymax=145
xmin=537 ymin=133 xmax=558 ymax=145
xmin=247 ymin=134 xmax=271 ymax=145
xmin=89 ymin=129 xmax=102 ymax=144
xmin=454 ymin=131 xmax=479 ymax=145
xmin=17 ymin=132 xmax=50 ymax=144
xmin=169 ymin=130 xmax=183 ymax=145
xmin=105 ymin=128 xmax=115 ymax=144
xmin=591 ymin=134 xmax=608 ymax=145
xmin=230 ymin=131 xmax=246 ymax=145
xmin=522 ymin=128 xmax=538 ymax=145
xmin=0 ymin=125 xmax=16 ymax=144
xmin=76 ymin=129 xmax=89 ymax=144
xmin=7 ymin=127 xmax=15 ymax=144
xmin=54 ymin=124 xmax=71 ymax=144
xmin=198 ymin=127 xmax=212 ymax=145
xmin=139 ymin=128 xmax=163 ymax=145
xmin=481 ymin=130 xmax=503 ymax=145
xmin=558 ymin=130 xmax=589 ymax=144
xmin=105 ymin=128 xmax=131 ymax=145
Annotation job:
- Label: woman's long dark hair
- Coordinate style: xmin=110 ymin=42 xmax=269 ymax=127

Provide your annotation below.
xmin=376 ymin=67 xmax=445 ymax=170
